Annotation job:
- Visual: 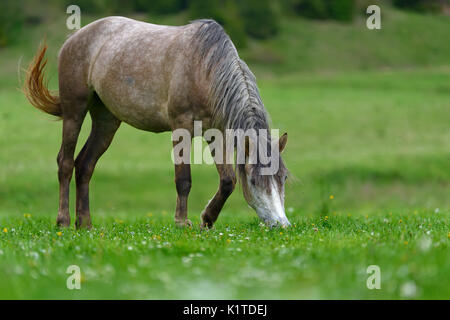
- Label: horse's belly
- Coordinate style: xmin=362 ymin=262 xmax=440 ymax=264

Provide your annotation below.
xmin=98 ymin=93 xmax=170 ymax=132
xmin=93 ymin=74 xmax=172 ymax=132
xmin=109 ymin=104 xmax=170 ymax=133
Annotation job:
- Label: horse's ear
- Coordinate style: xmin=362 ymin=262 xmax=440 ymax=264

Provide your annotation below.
xmin=279 ymin=133 xmax=288 ymax=153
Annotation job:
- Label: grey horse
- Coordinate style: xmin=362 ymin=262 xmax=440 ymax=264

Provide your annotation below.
xmin=23 ymin=17 xmax=290 ymax=229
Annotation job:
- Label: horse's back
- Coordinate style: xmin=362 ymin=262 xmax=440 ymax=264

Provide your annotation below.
xmin=59 ymin=17 xmax=202 ymax=132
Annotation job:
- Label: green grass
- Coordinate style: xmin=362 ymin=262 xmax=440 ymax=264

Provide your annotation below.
xmin=0 ymin=5 xmax=449 ymax=299
xmin=0 ymin=212 xmax=448 ymax=299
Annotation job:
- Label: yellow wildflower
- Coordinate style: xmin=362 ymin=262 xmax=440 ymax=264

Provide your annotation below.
xmin=2 ymin=228 xmax=7 ymax=233
xmin=56 ymin=231 xmax=62 ymax=237
xmin=329 ymin=195 xmax=334 ymax=200
xmin=23 ymin=213 xmax=32 ymax=218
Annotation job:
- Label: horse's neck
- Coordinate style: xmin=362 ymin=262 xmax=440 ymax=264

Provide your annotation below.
xmin=236 ymin=105 xmax=269 ymax=131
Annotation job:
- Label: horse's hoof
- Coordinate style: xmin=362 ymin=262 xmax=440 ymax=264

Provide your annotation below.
xmin=75 ymin=220 xmax=92 ymax=230
xmin=200 ymin=224 xmax=214 ymax=230
xmin=56 ymin=216 xmax=70 ymax=228
xmin=76 ymin=224 xmax=92 ymax=230
xmin=200 ymin=212 xmax=215 ymax=229
xmin=200 ymin=220 xmax=214 ymax=230
xmin=175 ymin=219 xmax=192 ymax=228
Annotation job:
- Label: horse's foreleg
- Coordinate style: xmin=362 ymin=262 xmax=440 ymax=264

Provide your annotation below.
xmin=74 ymin=98 xmax=120 ymax=229
xmin=171 ymin=118 xmax=193 ymax=227
xmin=174 ymin=162 xmax=192 ymax=227
xmin=201 ymin=162 xmax=236 ymax=228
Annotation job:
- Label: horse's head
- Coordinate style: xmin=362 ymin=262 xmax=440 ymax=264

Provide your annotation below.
xmin=239 ymin=133 xmax=290 ymax=227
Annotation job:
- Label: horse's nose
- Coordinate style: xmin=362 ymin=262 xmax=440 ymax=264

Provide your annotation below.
xmin=274 ymin=210 xmax=291 ymax=227
xmin=280 ymin=218 xmax=291 ymax=228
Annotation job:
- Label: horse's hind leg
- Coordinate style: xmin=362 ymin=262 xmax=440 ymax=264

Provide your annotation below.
xmin=56 ymin=100 xmax=88 ymax=227
xmin=74 ymin=94 xmax=121 ymax=229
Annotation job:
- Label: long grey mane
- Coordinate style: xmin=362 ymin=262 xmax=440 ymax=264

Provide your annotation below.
xmin=191 ymin=20 xmax=288 ymax=190
xmin=191 ymin=19 xmax=270 ymax=132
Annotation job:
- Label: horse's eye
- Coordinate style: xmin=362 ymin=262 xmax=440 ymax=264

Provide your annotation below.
xmin=250 ymin=178 xmax=256 ymax=186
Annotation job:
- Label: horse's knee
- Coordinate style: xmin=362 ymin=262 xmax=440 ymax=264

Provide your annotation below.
xmin=176 ymin=178 xmax=191 ymax=196
xmin=220 ymin=177 xmax=235 ymax=196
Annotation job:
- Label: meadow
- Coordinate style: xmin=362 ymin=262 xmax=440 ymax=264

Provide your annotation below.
xmin=0 ymin=5 xmax=449 ymax=299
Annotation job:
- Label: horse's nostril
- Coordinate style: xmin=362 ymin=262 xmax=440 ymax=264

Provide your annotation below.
xmin=265 ymin=218 xmax=291 ymax=228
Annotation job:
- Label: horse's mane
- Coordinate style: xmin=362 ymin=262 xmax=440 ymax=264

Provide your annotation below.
xmin=191 ymin=19 xmax=270 ymax=132
xmin=190 ymin=20 xmax=288 ymax=190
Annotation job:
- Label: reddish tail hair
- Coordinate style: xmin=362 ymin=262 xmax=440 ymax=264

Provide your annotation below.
xmin=23 ymin=41 xmax=61 ymax=118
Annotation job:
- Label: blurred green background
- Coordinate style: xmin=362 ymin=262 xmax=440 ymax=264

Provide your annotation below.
xmin=0 ymin=0 xmax=449 ymax=299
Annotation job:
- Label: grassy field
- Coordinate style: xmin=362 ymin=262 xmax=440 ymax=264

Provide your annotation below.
xmin=0 ymin=212 xmax=448 ymax=299
xmin=0 ymin=6 xmax=449 ymax=299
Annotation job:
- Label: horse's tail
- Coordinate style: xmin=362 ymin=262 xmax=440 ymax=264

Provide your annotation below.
xmin=23 ymin=41 xmax=62 ymax=119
